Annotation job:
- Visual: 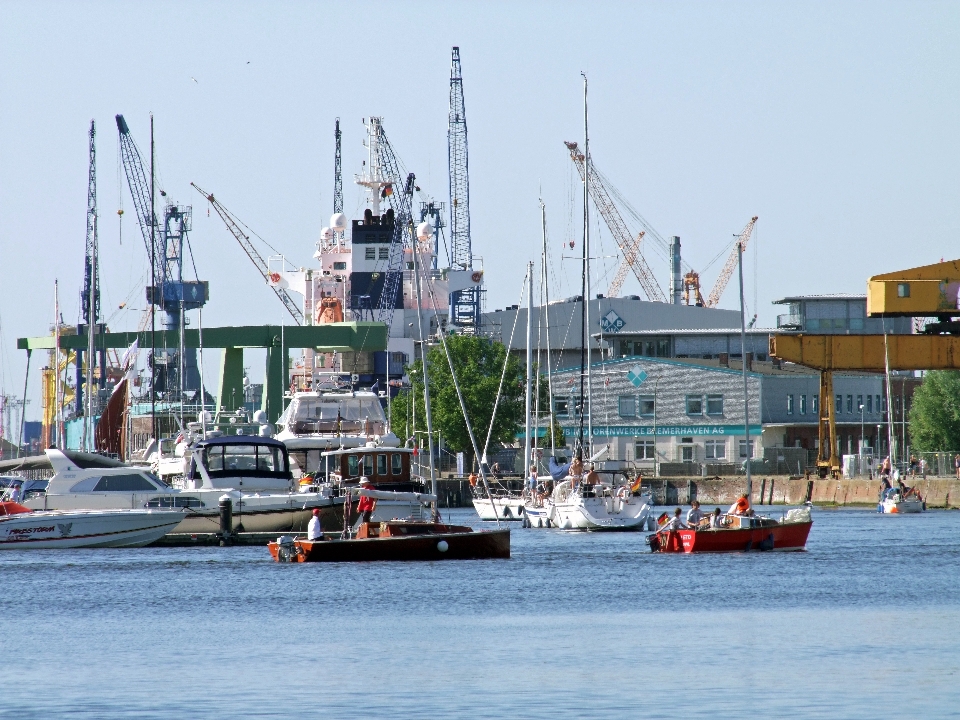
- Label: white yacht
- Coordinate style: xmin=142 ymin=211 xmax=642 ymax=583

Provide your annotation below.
xmin=0 ymin=503 xmax=185 ymax=549
xmin=548 ymin=473 xmax=653 ymax=531
xmin=21 ymin=440 xmax=344 ymax=535
xmin=276 ymin=389 xmax=400 ymax=477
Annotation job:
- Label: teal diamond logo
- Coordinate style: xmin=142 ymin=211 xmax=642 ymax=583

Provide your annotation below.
xmin=627 ymin=366 xmax=647 ymax=387
xmin=600 ymin=309 xmax=625 ymax=333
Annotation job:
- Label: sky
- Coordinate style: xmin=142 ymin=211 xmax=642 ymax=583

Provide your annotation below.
xmin=1 ymin=1 xmax=959 ymax=423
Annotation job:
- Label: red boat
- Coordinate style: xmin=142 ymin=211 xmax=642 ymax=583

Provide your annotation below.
xmin=268 ymin=520 xmax=510 ymax=562
xmin=649 ymin=509 xmax=812 ymax=553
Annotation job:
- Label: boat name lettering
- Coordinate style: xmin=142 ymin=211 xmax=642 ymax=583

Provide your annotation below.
xmin=8 ymin=526 xmax=56 ymax=536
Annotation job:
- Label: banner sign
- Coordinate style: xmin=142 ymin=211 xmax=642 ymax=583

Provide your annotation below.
xmin=559 ymin=424 xmax=763 ymax=438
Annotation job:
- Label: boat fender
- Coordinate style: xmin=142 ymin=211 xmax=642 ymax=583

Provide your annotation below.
xmin=545 ymin=518 xmax=552 ymax=528
xmin=437 ymin=540 xmax=449 ymax=553
xmin=537 ymin=518 xmax=543 ymax=528
xmin=647 ymin=534 xmax=661 ymax=552
xmin=759 ymin=533 xmax=775 ymax=551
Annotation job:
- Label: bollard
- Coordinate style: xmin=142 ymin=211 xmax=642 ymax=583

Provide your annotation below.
xmin=219 ymin=497 xmax=233 ymax=544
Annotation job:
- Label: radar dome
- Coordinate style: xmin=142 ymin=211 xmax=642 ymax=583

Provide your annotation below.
xmin=330 ymin=213 xmax=347 ymax=231
xmin=320 ymin=227 xmax=333 ymax=242
xmin=417 ymin=221 xmax=435 ymax=241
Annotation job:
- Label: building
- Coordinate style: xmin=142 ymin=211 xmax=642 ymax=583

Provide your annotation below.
xmin=774 ymin=294 xmax=913 ymax=334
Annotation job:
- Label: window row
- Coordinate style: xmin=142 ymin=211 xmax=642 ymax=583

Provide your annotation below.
xmin=785 ymin=393 xmax=887 ymax=415
xmin=558 ymin=394 xmax=725 ymax=419
xmin=635 ymin=438 xmax=756 ymax=462
xmin=364 ymin=247 xmax=391 ymax=260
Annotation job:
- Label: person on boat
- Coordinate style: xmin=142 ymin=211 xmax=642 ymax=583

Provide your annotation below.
xmin=584 ymin=463 xmax=600 ymax=487
xmin=468 ymin=473 xmax=478 ymax=487
xmin=307 ymin=508 xmax=324 ymax=541
xmin=710 ymin=507 xmax=724 ymax=528
xmin=491 ymin=462 xmax=503 ymax=479
xmin=660 ymin=507 xmax=685 ymax=532
xmin=527 ymin=464 xmax=538 ymax=496
xmin=728 ymin=494 xmax=752 ymax=516
xmin=357 ymin=478 xmax=377 ymax=524
xmin=686 ymin=500 xmax=704 ymax=528
xmin=568 ymin=456 xmax=584 ymax=489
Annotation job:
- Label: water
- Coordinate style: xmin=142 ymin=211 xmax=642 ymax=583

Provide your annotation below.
xmin=1 ymin=506 xmax=959 ymax=719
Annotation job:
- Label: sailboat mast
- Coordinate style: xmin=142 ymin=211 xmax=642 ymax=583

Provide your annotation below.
xmin=54 ymin=280 xmax=61 ymax=449
xmin=411 ymin=224 xmax=438 ymax=517
xmin=541 ymin=200 xmax=556 ymax=455
xmin=524 ymin=262 xmax=533 ymax=479
xmin=738 ymin=242 xmax=752 ymax=501
xmin=582 ymin=72 xmax=593 ymax=459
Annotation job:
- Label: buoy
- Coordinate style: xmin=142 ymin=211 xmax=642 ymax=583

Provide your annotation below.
xmin=437 ymin=540 xmax=449 ymax=552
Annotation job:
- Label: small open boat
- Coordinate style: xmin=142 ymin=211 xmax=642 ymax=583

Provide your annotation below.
xmin=649 ymin=506 xmax=812 ymax=553
xmin=878 ymin=487 xmax=926 ymax=514
xmin=268 ymin=521 xmax=510 ymax=562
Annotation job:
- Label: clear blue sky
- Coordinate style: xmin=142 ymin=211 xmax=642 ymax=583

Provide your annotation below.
xmin=2 ymin=1 xmax=958 ymax=422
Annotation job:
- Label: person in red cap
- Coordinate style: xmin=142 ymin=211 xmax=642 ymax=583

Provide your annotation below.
xmin=307 ymin=507 xmax=324 ymax=541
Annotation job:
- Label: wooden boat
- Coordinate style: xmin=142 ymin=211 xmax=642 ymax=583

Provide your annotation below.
xmin=268 ymin=521 xmax=510 ymax=562
xmin=649 ymin=507 xmax=812 ymax=553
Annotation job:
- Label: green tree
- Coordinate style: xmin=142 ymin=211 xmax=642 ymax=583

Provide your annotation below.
xmin=908 ymin=370 xmax=960 ymax=451
xmin=391 ymin=335 xmax=525 ymax=465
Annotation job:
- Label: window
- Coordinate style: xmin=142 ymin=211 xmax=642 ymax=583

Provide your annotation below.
xmin=145 ymin=496 xmax=205 ymax=508
xmin=378 ymin=247 xmax=389 ymax=260
xmin=706 ymin=394 xmax=723 ymax=415
xmin=685 ymin=395 xmax=703 ymax=415
xmin=857 ymin=395 xmax=863 ymax=413
xmin=812 ymin=394 xmax=819 ymax=414
xmin=391 ymin=453 xmax=403 ymax=475
xmin=618 ymin=396 xmax=636 ymax=417
xmin=573 ymin=396 xmax=589 ymax=417
xmin=836 ymin=395 xmax=843 ymax=413
xmin=897 ymin=283 xmax=910 ymax=298
xmin=333 ymin=261 xmax=347 ymax=270
xmin=347 ymin=455 xmax=359 ymax=477
xmin=705 ymin=439 xmax=726 ymax=460
xmin=881 ymin=396 xmax=887 ymax=413
xmin=365 ymin=247 xmax=376 ymax=260
xmin=787 ymin=395 xmax=795 ymax=415
xmin=800 ymin=394 xmax=807 ymax=415
xmin=894 ymin=396 xmax=901 ymax=412
xmin=93 ymin=474 xmax=157 ymax=492
xmin=554 ymin=398 xmax=569 ymax=418
xmin=681 ymin=445 xmax=694 ymax=462
xmin=363 ymin=454 xmax=374 ymax=477
xmin=846 ymin=395 xmax=853 ymax=414
xmin=639 ymin=396 xmax=655 ymax=417
xmin=866 ymin=395 xmax=873 ymax=413
xmin=739 ymin=439 xmax=755 ymax=459
xmin=377 ymin=454 xmax=387 ymax=476
xmin=635 ymin=440 xmax=655 ymax=459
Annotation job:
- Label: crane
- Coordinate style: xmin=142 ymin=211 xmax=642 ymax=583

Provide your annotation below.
xmin=190 ymin=183 xmax=304 ymax=325
xmin=333 ymin=118 xmax=344 ymax=243
xmin=564 ymin=141 xmax=667 ymax=303
xmin=703 ymin=216 xmax=758 ymax=308
xmin=448 ymin=47 xmax=481 ymax=332
xmin=606 ymin=231 xmax=644 ymax=297
xmin=77 ymin=119 xmax=103 ymax=418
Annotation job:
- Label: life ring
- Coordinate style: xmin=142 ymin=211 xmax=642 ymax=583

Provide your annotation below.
xmin=471 ymin=271 xmax=483 ymax=283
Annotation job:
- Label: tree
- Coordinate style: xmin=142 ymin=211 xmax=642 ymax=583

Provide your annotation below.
xmin=908 ymin=370 xmax=960 ymax=452
xmin=391 ymin=335 xmax=525 ymax=466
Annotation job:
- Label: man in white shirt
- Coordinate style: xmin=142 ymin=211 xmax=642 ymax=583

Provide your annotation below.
xmin=686 ymin=500 xmax=704 ymax=528
xmin=661 ymin=507 xmax=685 ymax=531
xmin=307 ymin=508 xmax=324 ymax=541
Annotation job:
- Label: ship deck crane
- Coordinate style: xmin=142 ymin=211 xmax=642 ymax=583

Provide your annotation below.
xmin=564 ymin=141 xmax=667 ymax=303
xmin=190 ymin=183 xmax=304 ymax=325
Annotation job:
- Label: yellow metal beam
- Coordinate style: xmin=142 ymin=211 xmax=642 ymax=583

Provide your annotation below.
xmin=867 ymin=258 xmax=960 ymax=317
xmin=770 ymin=333 xmax=960 ymax=372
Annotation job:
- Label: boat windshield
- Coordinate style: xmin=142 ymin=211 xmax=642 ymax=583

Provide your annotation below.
xmin=294 ymin=396 xmax=385 ymax=423
xmin=201 ymin=443 xmax=288 ymax=476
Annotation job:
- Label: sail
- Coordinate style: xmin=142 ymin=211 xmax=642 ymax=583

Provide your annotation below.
xmin=94 ymin=377 xmax=127 ymax=460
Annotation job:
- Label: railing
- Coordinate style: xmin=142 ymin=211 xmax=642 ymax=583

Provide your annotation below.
xmin=776 ymin=313 xmax=802 ymax=330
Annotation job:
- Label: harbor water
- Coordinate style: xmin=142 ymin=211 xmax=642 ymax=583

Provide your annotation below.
xmin=1 ymin=506 xmax=958 ymax=719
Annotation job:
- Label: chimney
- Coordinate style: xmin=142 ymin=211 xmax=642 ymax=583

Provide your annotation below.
xmin=745 ymin=352 xmax=754 ymax=371
xmin=671 ymin=236 xmax=682 ymax=305
xmin=719 ymin=352 xmax=729 ymax=367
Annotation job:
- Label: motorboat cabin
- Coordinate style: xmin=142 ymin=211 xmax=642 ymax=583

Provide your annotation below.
xmin=318 ymin=445 xmax=423 ymax=494
xmin=185 ymin=436 xmax=295 ymax=492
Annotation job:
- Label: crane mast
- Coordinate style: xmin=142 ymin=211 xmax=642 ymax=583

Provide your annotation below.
xmin=606 ymin=231 xmax=644 ymax=297
xmin=333 ymin=118 xmax=344 ymax=243
xmin=564 ymin=141 xmax=667 ymax=303
xmin=704 ymin=216 xmax=758 ymax=308
xmin=81 ymin=120 xmax=100 ymax=328
xmin=191 ymin=183 xmax=304 ymax=325
xmin=448 ymin=47 xmax=481 ymax=332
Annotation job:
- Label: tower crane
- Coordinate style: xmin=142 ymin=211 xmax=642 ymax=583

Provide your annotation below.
xmin=190 ymin=183 xmax=304 ymax=325
xmin=606 ymin=231 xmax=644 ymax=298
xmin=77 ymin=119 xmax=104 ymax=417
xmin=448 ymin=47 xmax=481 ymax=332
xmin=564 ymin=141 xmax=667 ymax=303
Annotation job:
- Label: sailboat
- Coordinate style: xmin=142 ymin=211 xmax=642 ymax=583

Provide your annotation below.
xmin=527 ymin=76 xmax=653 ymax=532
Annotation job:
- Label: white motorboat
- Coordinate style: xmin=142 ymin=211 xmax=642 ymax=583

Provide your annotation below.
xmin=20 ymin=440 xmax=344 ymax=535
xmin=878 ymin=487 xmax=926 ymax=514
xmin=276 ymin=389 xmax=400 ymax=477
xmin=0 ymin=502 xmax=184 ymax=548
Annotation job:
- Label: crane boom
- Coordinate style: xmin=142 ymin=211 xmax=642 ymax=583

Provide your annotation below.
xmin=564 ymin=141 xmax=666 ymax=303
xmin=115 ymin=115 xmax=165 ymax=284
xmin=606 ymin=231 xmax=644 ymax=297
xmin=191 ymin=183 xmax=304 ymax=325
xmin=372 ymin=120 xmax=412 ymax=328
xmin=705 ymin=216 xmax=758 ymax=308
